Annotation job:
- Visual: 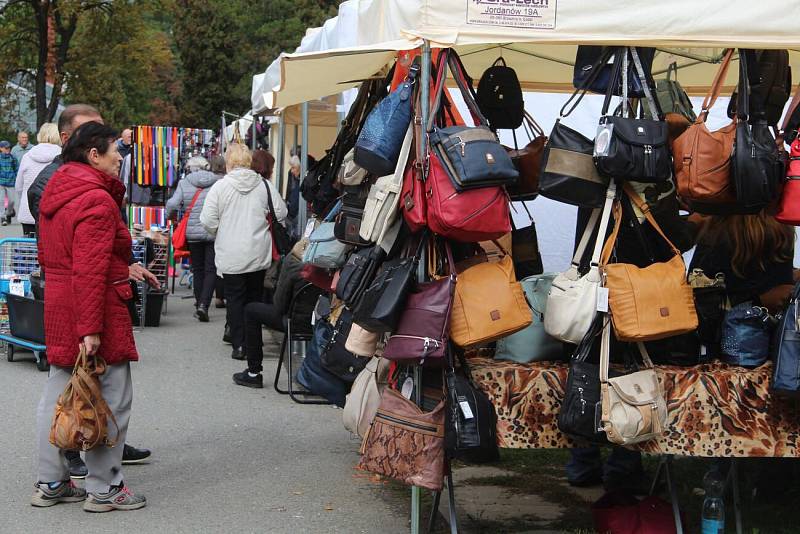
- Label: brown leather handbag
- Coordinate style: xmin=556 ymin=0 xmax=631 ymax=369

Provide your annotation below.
xmin=449 ymin=243 xmax=532 ymax=347
xmin=672 ymin=49 xmax=737 ymax=208
xmin=49 ymin=347 xmax=119 ymax=451
xmin=357 ymin=388 xmax=446 ymax=491
xmin=505 ymin=111 xmax=547 ymax=201
xmin=601 ymin=185 xmax=698 ymax=342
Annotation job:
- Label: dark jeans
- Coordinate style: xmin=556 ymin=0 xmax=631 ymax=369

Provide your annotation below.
xmin=22 ymin=223 xmax=35 ymax=237
xmin=187 ymin=241 xmax=216 ymax=308
xmin=215 ymin=276 xmax=225 ymax=299
xmin=566 ymin=446 xmax=643 ymax=485
xmin=224 ymin=270 xmax=266 ymax=350
xmin=244 ymin=302 xmax=285 ymax=373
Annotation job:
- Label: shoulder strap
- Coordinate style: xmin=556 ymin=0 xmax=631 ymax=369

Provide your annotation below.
xmin=561 ymin=47 xmax=615 ymax=118
xmin=737 ymin=49 xmax=751 ymax=122
xmin=780 ymin=83 xmax=800 ymax=132
xmin=182 ymin=188 xmax=203 ymax=219
xmin=262 ymin=179 xmax=278 ymax=225
xmin=600 ymin=318 xmax=654 ymax=383
xmin=700 ymin=49 xmax=735 ymax=122
xmin=570 ymin=208 xmax=601 ymax=267
xmin=589 ymin=182 xmax=618 ymax=268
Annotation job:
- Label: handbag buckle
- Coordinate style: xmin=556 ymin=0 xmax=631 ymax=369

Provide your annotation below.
xmin=455 ymin=136 xmax=466 ymax=156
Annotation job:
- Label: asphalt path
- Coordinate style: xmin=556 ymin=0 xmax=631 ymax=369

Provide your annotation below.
xmin=0 ymin=224 xmax=407 ymax=533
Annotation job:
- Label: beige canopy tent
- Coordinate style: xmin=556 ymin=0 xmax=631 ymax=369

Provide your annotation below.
xmin=252 ymin=0 xmax=800 ymax=110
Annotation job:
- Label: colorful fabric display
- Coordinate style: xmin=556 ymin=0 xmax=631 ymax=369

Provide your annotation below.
xmin=132 ymin=126 xmax=183 ymax=187
xmin=128 ymin=206 xmax=167 ymax=229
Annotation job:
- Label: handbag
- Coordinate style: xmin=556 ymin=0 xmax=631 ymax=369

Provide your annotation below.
xmin=475 ymin=56 xmax=524 ymax=130
xmin=357 ymin=387 xmax=446 ymax=492
xmin=49 ymin=346 xmax=119 ymax=451
xmin=592 ymin=492 xmax=680 ymax=534
xmin=264 ymin=179 xmax=291 ymax=256
xmin=334 ymin=184 xmax=372 ymax=247
xmin=343 ymin=356 xmax=391 ymax=437
xmin=338 ymin=148 xmax=368 ymax=186
xmin=545 ymin=182 xmax=616 ymax=344
xmin=354 ymin=63 xmax=419 ymax=176
xmin=599 ymin=320 xmax=667 ymax=446
xmin=688 ymin=269 xmax=729 ymax=353
xmin=450 ymin=242 xmax=532 ymax=348
xmin=505 ymin=112 xmax=547 ymax=201
xmin=602 ymin=185 xmax=698 ymax=342
xmin=296 ymin=318 xmax=350 ymax=407
xmin=320 ymin=307 xmax=369 ymax=383
xmin=672 ymin=49 xmax=738 ymax=211
xmin=383 ymin=243 xmax=456 ymax=366
xmin=302 ymin=201 xmax=351 ymax=269
xmin=655 ymin=62 xmax=697 ymax=122
xmin=772 ymin=282 xmax=800 ymax=396
xmin=428 ymin=52 xmax=518 ymax=192
xmin=720 ymin=303 xmax=775 ymax=368
xmin=510 ymin=204 xmax=544 ymax=280
xmin=345 ymin=322 xmax=381 ymax=357
xmin=573 ymin=46 xmax=655 ymax=97
xmin=775 ymin=91 xmax=800 ymax=224
xmin=359 ymin=124 xmax=413 ymax=243
xmin=335 ymin=246 xmax=385 ymax=308
xmin=444 ymin=349 xmax=499 ymax=463
xmin=594 ymin=48 xmax=671 ymax=183
xmin=495 ymin=273 xmax=564 ymax=363
xmin=171 ymin=188 xmax=202 ymax=253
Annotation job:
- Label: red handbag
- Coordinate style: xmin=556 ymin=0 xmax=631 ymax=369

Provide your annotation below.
xmin=775 ymin=137 xmax=800 ymax=224
xmin=171 ymin=188 xmax=202 ymax=253
xmin=592 ymin=492 xmax=679 ymax=534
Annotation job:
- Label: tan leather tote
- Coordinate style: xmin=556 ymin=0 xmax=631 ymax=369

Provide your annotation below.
xmin=449 ymin=243 xmax=532 ymax=347
xmin=599 ymin=319 xmax=667 ymax=445
xmin=49 ymin=346 xmax=119 ymax=451
xmin=672 ymin=49 xmax=737 ymax=207
xmin=601 ymin=184 xmax=698 ymax=342
xmin=343 ymin=356 xmax=390 ymax=438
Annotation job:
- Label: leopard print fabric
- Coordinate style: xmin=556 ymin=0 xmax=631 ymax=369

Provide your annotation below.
xmin=468 ymin=357 xmax=800 ymax=457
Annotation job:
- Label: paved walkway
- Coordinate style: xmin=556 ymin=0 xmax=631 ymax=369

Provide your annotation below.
xmin=0 ymin=224 xmax=407 ymax=533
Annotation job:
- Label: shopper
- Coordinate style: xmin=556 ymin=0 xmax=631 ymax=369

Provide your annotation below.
xmin=251 ymin=149 xmax=275 ymax=180
xmin=286 ymin=155 xmax=302 ymax=235
xmin=117 ymin=128 xmax=132 ymax=159
xmin=200 ymin=143 xmax=287 ymax=361
xmin=0 ymin=140 xmax=17 ymax=225
xmin=209 ymin=155 xmax=227 ymax=311
xmin=33 ymin=121 xmax=152 ymax=512
xmin=166 ymin=156 xmax=219 ymax=322
xmin=15 ymin=123 xmax=61 ymax=235
xmin=233 ymin=240 xmax=305 ymax=388
xmin=12 ymin=131 xmax=32 ymax=164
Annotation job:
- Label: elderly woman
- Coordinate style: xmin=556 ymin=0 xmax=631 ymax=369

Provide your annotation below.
xmin=166 ymin=156 xmax=219 ymax=322
xmin=200 ymin=143 xmax=287 ymax=360
xmin=15 ymin=123 xmax=61 ymax=235
xmin=33 ymin=121 xmax=148 ymax=512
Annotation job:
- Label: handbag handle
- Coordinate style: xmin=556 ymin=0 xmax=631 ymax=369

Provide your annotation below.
xmin=699 ymin=49 xmax=734 ymax=122
xmin=736 ymin=49 xmax=751 ymax=122
xmin=599 ymin=316 xmax=655 ymax=383
xmin=560 ymin=47 xmax=615 ymax=118
xmin=427 ymin=50 xmax=488 ymax=132
xmin=601 ymin=48 xmax=627 ymax=116
xmin=589 ymin=182 xmax=618 ymax=269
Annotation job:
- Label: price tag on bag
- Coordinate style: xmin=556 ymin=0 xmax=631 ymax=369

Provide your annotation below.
xmin=459 ymin=401 xmax=475 ymax=420
xmin=401 ymin=377 xmax=414 ymax=400
xmin=9 ymin=279 xmax=25 ymax=297
xmin=596 ymin=287 xmax=609 ymax=313
xmin=303 ymin=218 xmax=316 ymax=239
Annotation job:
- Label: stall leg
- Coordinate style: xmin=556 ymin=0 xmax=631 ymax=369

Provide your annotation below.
xmin=729 ymin=458 xmax=743 ymax=534
xmin=663 ymin=456 xmax=684 ymax=534
xmin=445 ymin=469 xmax=458 ymax=534
xmin=427 ymin=490 xmax=441 ymax=533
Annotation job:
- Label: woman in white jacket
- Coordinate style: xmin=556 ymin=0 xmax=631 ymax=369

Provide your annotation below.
xmin=15 ymin=123 xmax=61 ymax=235
xmin=200 ymin=143 xmax=287 ymax=360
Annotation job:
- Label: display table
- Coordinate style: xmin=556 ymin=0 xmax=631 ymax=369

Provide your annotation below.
xmin=468 ymin=357 xmax=800 ymax=457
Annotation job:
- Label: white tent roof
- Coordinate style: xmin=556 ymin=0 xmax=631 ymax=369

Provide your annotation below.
xmin=251 ymin=0 xmax=800 ymax=110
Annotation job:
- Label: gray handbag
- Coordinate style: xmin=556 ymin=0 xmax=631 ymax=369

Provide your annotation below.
xmin=302 ymin=222 xmax=351 ymax=269
xmin=495 ymin=273 xmax=565 ymax=363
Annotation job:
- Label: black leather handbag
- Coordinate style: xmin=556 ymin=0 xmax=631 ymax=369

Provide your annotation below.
xmin=444 ymin=347 xmax=499 ymax=463
xmin=320 ymin=308 xmax=369 ymax=383
xmin=334 ymin=184 xmax=372 ymax=247
xmin=731 ymin=51 xmax=784 ymax=213
xmin=573 ymin=46 xmax=655 ymax=97
xmin=335 ymin=245 xmax=385 ymax=308
xmin=594 ymin=48 xmax=671 ymax=183
xmin=264 ymin=179 xmax=292 ymax=256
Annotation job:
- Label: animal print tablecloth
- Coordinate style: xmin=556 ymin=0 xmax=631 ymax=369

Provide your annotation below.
xmin=468 ymin=358 xmax=800 ymax=457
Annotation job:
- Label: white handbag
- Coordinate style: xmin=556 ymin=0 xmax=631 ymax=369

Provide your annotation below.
xmin=544 ymin=182 xmax=616 ymax=344
xmin=342 ymin=357 xmax=391 ymax=438
xmin=359 ymin=124 xmax=413 ymax=244
xmin=339 ymin=149 xmax=368 ymax=186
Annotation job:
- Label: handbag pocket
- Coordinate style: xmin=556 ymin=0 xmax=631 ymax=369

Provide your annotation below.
xmin=430 ymin=125 xmax=519 ymax=191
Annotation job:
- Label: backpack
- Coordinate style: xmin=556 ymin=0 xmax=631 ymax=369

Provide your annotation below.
xmin=476 ymin=57 xmax=525 ymax=130
xmin=727 ymin=49 xmax=791 ymax=126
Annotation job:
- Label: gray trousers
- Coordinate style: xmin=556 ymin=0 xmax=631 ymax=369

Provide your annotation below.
xmin=37 ymin=362 xmax=133 ymax=494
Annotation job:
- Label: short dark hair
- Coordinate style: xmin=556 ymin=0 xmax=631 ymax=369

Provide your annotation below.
xmin=209 ymin=155 xmax=226 ymax=175
xmin=251 ymin=149 xmax=275 ymax=179
xmin=57 ymin=104 xmax=101 ymax=135
xmin=61 ymin=121 xmax=118 ymax=164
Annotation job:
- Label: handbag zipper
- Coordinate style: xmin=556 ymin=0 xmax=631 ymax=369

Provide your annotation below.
xmin=389 ymin=335 xmax=441 ymax=365
xmin=375 ymin=412 xmax=439 ymax=433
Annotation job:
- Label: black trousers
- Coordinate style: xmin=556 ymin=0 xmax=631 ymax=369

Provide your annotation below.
xmin=223 ymin=270 xmax=266 ymax=350
xmin=187 ymin=241 xmax=216 ymax=308
xmin=22 ymin=223 xmax=35 ymax=237
xmin=244 ymin=302 xmax=286 ymax=373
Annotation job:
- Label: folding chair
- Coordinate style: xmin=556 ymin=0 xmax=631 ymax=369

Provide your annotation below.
xmin=273 ymin=282 xmax=331 ymax=404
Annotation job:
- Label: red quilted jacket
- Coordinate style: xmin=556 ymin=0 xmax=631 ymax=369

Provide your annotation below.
xmin=38 ymin=162 xmax=138 ymax=367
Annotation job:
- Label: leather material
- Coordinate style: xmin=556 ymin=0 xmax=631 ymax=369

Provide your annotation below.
xmin=450 ymin=254 xmax=532 ymax=347
xmin=495 ymin=274 xmax=565 ymax=363
xmin=475 ymin=57 xmax=524 ymax=130
xmin=573 ymin=46 xmax=655 ymax=97
xmin=303 ymin=222 xmax=352 ymax=270
xmin=344 ymin=323 xmax=381 ymax=357
xmin=343 ymin=356 xmax=391 ymax=437
xmin=771 ymin=283 xmax=800 ymax=396
xmin=320 ymin=307 xmax=368 ymax=383
xmin=400 ymin=157 xmax=427 ymax=233
xmin=505 ymin=111 xmax=547 ymax=201
xmin=595 ymin=115 xmax=671 ymax=182
xmin=720 ymin=303 xmax=774 ymax=368
xmin=383 ymin=274 xmax=455 ymax=366
xmin=50 ymin=347 xmax=119 ymax=451
xmin=444 ymin=363 xmax=499 ymax=463
xmin=335 ymin=246 xmax=384 ymax=308
xmin=732 ymin=118 xmax=784 ymax=213
xmin=357 ymin=388 xmax=446 ymax=492
xmin=338 ymin=149 xmax=368 ymax=186
xmin=540 ymin=121 xmax=609 ymax=208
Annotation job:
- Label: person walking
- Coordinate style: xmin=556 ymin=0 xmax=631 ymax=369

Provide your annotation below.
xmin=200 ymin=143 xmax=287 ymax=360
xmin=166 ymin=156 xmax=219 ymax=322
xmin=209 ymin=155 xmax=227 ymax=311
xmin=15 ymin=123 xmax=61 ymax=235
xmin=0 ymin=140 xmax=18 ymax=225
xmin=11 ymin=131 xmax=32 ymax=164
xmin=33 ymin=121 xmax=152 ymax=512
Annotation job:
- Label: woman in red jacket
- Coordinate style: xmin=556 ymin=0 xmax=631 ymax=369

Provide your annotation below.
xmin=32 ymin=122 xmax=146 ymax=512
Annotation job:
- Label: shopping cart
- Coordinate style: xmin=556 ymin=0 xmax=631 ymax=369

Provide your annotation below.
xmin=0 ymin=238 xmax=47 ymax=371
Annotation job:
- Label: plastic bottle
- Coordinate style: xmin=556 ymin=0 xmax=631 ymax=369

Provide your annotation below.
xmin=701 ymin=470 xmax=725 ymax=534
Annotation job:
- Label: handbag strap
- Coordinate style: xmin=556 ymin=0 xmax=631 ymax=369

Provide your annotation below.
xmin=522 ymin=111 xmax=545 ymax=140
xmin=629 ymin=47 xmax=662 ymax=120
xmin=599 ymin=317 xmax=655 ymax=383
xmin=570 ymin=208 xmax=601 ymax=268
xmin=263 ymin=179 xmax=279 ymax=227
xmin=589 ymin=181 xmax=618 ymax=269
xmin=699 ymin=49 xmax=735 ymax=122
xmin=561 ymin=47 xmax=615 ymax=118
xmin=667 ymin=62 xmax=678 ymax=82
xmin=427 ymin=50 xmax=488 ymax=132
xmin=183 ymin=188 xmax=203 ymax=219
xmin=601 ymin=48 xmax=626 ymax=116
xmin=736 ymin=49 xmax=751 ymax=122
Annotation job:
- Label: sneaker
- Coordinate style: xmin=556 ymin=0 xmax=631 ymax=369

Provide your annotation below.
xmin=31 ymin=480 xmax=87 ymax=507
xmin=233 ymin=370 xmax=263 ymax=388
xmin=83 ymin=484 xmax=146 ymax=512
xmin=222 ymin=323 xmax=231 ymax=344
xmin=195 ymin=304 xmax=209 ymax=323
xmin=122 ymin=444 xmax=151 ymax=465
xmin=67 ymin=452 xmax=88 ymax=479
xmin=215 ymin=298 xmax=226 ymax=309
xmin=2 ymin=220 xmax=8 ymax=226
xmin=231 ymin=347 xmax=245 ymax=361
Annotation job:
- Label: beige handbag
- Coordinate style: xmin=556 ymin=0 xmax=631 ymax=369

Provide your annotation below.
xmin=343 ymin=357 xmax=391 ymax=437
xmin=345 ymin=323 xmax=381 ymax=357
xmin=599 ymin=319 xmax=667 ymax=445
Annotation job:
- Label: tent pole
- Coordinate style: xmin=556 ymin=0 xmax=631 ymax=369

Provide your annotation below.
xmin=276 ymin=115 xmax=286 ymax=196
xmin=299 ymin=101 xmax=309 ymax=237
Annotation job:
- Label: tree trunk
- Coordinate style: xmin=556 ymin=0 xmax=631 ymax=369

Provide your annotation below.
xmin=32 ymin=1 xmax=51 ymax=129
